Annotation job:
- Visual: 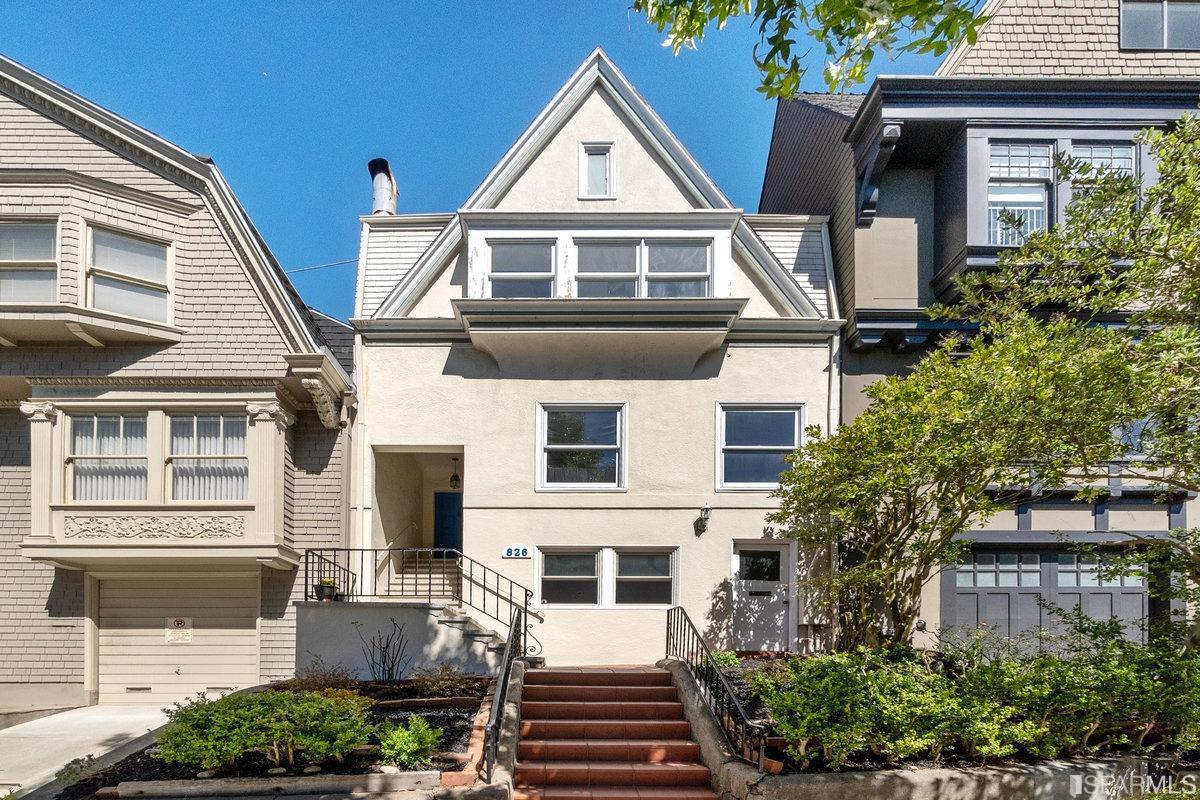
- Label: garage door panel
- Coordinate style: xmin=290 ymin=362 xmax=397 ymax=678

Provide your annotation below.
xmin=98 ymin=573 xmax=259 ymax=705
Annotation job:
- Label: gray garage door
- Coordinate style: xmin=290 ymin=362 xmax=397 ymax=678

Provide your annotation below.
xmin=942 ymin=549 xmax=1147 ymax=642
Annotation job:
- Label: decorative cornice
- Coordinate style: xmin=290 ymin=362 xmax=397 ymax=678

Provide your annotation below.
xmin=19 ymin=400 xmax=57 ymax=421
xmin=246 ymin=401 xmax=296 ymax=429
xmin=284 ymin=353 xmax=352 ymax=430
xmin=30 ymin=376 xmax=280 ymax=388
xmin=62 ymin=514 xmax=245 ymax=539
xmin=0 ymin=168 xmax=200 ymax=216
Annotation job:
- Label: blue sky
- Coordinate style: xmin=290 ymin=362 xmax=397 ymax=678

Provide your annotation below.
xmin=4 ymin=2 xmax=942 ymax=321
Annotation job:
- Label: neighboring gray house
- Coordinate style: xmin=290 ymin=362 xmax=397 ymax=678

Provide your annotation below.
xmin=0 ymin=54 xmax=354 ymax=709
xmin=759 ymin=0 xmax=1200 ymax=643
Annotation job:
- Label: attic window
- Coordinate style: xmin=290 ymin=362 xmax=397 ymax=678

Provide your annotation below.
xmin=580 ymin=142 xmax=613 ymax=199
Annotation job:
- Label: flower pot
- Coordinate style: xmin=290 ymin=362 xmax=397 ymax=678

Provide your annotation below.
xmin=314 ymin=583 xmax=338 ymax=602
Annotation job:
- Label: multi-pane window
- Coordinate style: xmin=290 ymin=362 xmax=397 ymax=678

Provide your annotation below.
xmin=575 ymin=240 xmax=710 ymax=299
xmin=956 ymin=553 xmax=1042 ymax=588
xmin=89 ymin=228 xmax=170 ymax=323
xmin=615 ymin=550 xmax=674 ymax=604
xmin=1057 ymin=554 xmax=1144 ymax=588
xmin=170 ymin=415 xmax=248 ymax=501
xmin=719 ymin=405 xmax=801 ymax=488
xmin=540 ymin=405 xmax=623 ymax=489
xmin=540 ymin=551 xmax=600 ymax=604
xmin=1122 ymin=0 xmax=1200 ymax=49
xmin=1074 ymin=144 xmax=1136 ymax=177
xmin=0 ymin=222 xmax=57 ymax=303
xmin=988 ymin=144 xmax=1053 ymax=246
xmin=70 ymin=414 xmax=148 ymax=501
xmin=581 ymin=142 xmax=613 ymax=198
xmin=488 ymin=241 xmax=554 ymax=299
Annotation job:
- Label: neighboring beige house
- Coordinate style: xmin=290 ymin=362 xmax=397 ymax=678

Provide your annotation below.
xmin=0 ymin=54 xmax=354 ymax=709
xmin=349 ymin=50 xmax=841 ymax=665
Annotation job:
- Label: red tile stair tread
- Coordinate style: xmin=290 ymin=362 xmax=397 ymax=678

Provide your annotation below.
xmin=515 ymin=761 xmax=712 ymax=787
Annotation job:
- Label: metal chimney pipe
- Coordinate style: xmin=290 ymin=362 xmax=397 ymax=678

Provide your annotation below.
xmin=368 ymin=158 xmax=396 ymax=215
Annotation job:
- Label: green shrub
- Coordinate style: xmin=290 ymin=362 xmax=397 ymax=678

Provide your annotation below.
xmin=710 ymin=650 xmax=740 ymax=670
xmin=55 ymin=754 xmax=98 ymax=786
xmin=410 ymin=664 xmax=482 ymax=697
xmin=378 ymin=714 xmax=443 ymax=768
xmin=155 ymin=690 xmax=375 ymax=771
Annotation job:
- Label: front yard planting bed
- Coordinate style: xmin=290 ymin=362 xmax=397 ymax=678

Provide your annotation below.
xmin=53 ymin=672 xmax=494 ymax=800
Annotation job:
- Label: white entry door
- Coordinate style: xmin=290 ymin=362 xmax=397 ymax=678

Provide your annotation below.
xmin=732 ymin=543 xmax=791 ymax=651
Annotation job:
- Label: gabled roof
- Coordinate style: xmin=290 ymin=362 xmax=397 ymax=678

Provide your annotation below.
xmin=372 ymin=48 xmax=826 ymax=320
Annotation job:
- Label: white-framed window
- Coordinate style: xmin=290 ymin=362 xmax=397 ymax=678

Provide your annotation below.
xmin=988 ymin=143 xmax=1053 ymax=246
xmin=718 ymin=404 xmax=802 ymax=490
xmin=538 ymin=546 xmax=677 ymax=607
xmin=69 ymin=414 xmax=148 ymax=501
xmin=1121 ymin=0 xmax=1200 ymax=49
xmin=0 ymin=221 xmax=57 ymax=303
xmin=538 ymin=403 xmax=625 ymax=490
xmin=170 ymin=415 xmax=249 ymax=501
xmin=488 ymin=240 xmax=555 ymax=299
xmin=87 ymin=226 xmax=170 ymax=323
xmin=579 ymin=141 xmax=614 ymax=199
xmin=575 ymin=239 xmax=710 ymax=298
xmin=1074 ymin=143 xmax=1137 ymax=178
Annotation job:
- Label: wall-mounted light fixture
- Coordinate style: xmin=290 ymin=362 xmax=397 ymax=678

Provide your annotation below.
xmin=449 ymin=457 xmax=462 ymax=490
xmin=693 ymin=503 xmax=712 ymax=537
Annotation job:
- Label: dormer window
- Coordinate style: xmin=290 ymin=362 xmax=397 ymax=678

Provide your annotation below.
xmin=488 ymin=241 xmax=555 ymax=298
xmin=580 ymin=142 xmax=613 ymax=199
xmin=88 ymin=227 xmax=170 ymax=323
xmin=0 ymin=221 xmax=57 ymax=303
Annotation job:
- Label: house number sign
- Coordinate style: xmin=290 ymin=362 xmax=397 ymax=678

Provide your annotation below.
xmin=502 ymin=544 xmax=531 ymax=559
xmin=165 ymin=616 xmax=193 ymax=644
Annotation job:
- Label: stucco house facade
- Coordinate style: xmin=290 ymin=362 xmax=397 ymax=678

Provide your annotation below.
xmin=0 ymin=54 xmax=355 ymax=709
xmin=348 ymin=50 xmax=841 ymax=665
xmin=759 ymin=0 xmax=1200 ymax=645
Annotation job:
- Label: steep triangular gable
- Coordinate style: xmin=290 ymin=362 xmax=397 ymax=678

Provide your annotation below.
xmin=373 ymin=49 xmax=826 ymax=320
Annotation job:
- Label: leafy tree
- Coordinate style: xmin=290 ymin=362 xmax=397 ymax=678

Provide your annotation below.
xmin=768 ymin=315 xmax=1140 ymax=648
xmin=634 ymin=0 xmax=989 ymax=95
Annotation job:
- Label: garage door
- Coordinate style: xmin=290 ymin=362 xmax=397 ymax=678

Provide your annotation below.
xmin=943 ymin=550 xmax=1147 ymax=643
xmin=98 ymin=572 xmax=259 ymax=705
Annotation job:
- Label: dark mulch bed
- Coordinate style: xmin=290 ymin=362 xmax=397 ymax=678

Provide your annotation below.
xmin=355 ymin=678 xmax=489 ymax=703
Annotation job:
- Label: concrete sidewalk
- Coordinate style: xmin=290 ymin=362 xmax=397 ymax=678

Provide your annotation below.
xmin=0 ymin=705 xmax=166 ymax=798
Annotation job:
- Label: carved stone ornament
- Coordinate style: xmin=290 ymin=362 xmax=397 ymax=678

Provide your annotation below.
xmin=300 ymin=377 xmax=341 ymax=430
xmin=19 ymin=401 xmax=58 ymax=422
xmin=62 ymin=515 xmax=245 ymax=539
xmin=245 ymin=401 xmax=296 ymax=429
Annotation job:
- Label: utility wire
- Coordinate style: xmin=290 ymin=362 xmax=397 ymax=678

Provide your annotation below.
xmin=285 ymin=258 xmax=357 ymax=274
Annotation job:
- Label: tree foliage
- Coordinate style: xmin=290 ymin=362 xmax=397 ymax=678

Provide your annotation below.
xmin=633 ymin=0 xmax=988 ymax=95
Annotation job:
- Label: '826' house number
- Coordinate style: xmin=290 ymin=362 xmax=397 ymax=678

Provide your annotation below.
xmin=503 ymin=544 xmax=530 ymax=559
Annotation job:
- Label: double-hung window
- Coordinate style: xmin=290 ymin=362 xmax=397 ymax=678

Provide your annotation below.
xmin=575 ymin=240 xmax=710 ymax=298
xmin=580 ymin=142 xmax=613 ymax=198
xmin=719 ymin=405 xmax=802 ymax=489
xmin=0 ymin=221 xmax=57 ymax=303
xmin=1121 ymin=0 xmax=1200 ymax=49
xmin=540 ymin=551 xmax=600 ymax=604
xmin=170 ymin=415 xmax=249 ymax=501
xmin=614 ymin=550 xmax=674 ymax=604
xmin=539 ymin=404 xmax=624 ymax=489
xmin=88 ymin=228 xmax=170 ymax=323
xmin=539 ymin=547 xmax=676 ymax=606
xmin=488 ymin=241 xmax=554 ymax=298
xmin=70 ymin=414 xmax=148 ymax=501
xmin=988 ymin=143 xmax=1053 ymax=246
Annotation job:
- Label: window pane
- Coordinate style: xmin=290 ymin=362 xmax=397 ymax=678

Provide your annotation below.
xmin=976 ymin=570 xmax=996 ymax=587
xmin=647 ymin=279 xmax=707 ymax=298
xmin=739 ymin=550 xmax=781 ymax=581
xmin=544 ymin=553 xmax=596 ymax=577
xmin=725 ymin=410 xmax=797 ymax=447
xmin=71 ymin=417 xmax=95 ymax=456
xmin=223 ymin=417 xmax=247 ymax=455
xmin=0 ymin=269 xmax=55 ymax=302
xmin=547 ymin=410 xmax=618 ymax=446
xmin=1076 ymin=144 xmax=1136 ymax=176
xmin=723 ymin=450 xmax=789 ymax=484
xmin=92 ymin=274 xmax=169 ymax=322
xmin=546 ymin=449 xmax=617 ymax=484
xmin=956 ymin=570 xmax=974 ymax=587
xmin=618 ymin=552 xmax=671 ymax=577
xmin=174 ymin=458 xmax=248 ymax=501
xmin=578 ymin=279 xmax=636 ymax=298
xmin=1122 ymin=1 xmax=1164 ymax=47
xmin=585 ymin=150 xmax=609 ymax=196
xmin=542 ymin=578 xmax=598 ymax=604
xmin=615 ymin=579 xmax=673 ymax=604
xmin=91 ymin=229 xmax=167 ymax=283
xmin=989 ymin=143 xmax=1053 ymax=179
xmin=170 ymin=417 xmax=193 ymax=455
xmin=648 ymin=243 xmax=707 ymax=273
xmin=1168 ymin=0 xmax=1200 ymax=47
xmin=74 ymin=458 xmax=147 ymax=501
xmin=491 ymin=279 xmax=552 ymax=299
xmin=96 ymin=416 xmax=121 ymax=455
xmin=578 ymin=243 xmax=636 ymax=273
xmin=988 ymin=182 xmax=1047 ymax=246
xmin=122 ymin=417 xmax=146 ymax=455
xmin=0 ymin=223 xmax=55 ymax=261
xmin=491 ymin=242 xmax=553 ymax=273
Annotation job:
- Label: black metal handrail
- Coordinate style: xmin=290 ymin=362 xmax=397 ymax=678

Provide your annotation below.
xmin=484 ymin=605 xmax=525 ymax=780
xmin=302 ymin=547 xmax=541 ymax=652
xmin=666 ymin=606 xmax=767 ymax=770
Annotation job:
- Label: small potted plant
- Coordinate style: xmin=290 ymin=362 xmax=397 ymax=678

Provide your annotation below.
xmin=313 ymin=577 xmax=338 ymax=602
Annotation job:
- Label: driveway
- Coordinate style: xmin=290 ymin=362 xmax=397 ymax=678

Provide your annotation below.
xmin=0 ymin=705 xmax=166 ymax=798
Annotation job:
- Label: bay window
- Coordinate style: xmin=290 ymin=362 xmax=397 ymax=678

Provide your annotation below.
xmin=539 ymin=404 xmax=624 ymax=490
xmin=574 ymin=239 xmax=710 ymax=298
xmin=88 ymin=227 xmax=170 ymax=323
xmin=70 ymin=414 xmax=148 ymax=501
xmin=488 ymin=241 xmax=554 ymax=298
xmin=170 ymin=415 xmax=249 ymax=500
xmin=0 ymin=221 xmax=57 ymax=303
xmin=719 ymin=405 xmax=802 ymax=489
xmin=988 ymin=143 xmax=1053 ymax=246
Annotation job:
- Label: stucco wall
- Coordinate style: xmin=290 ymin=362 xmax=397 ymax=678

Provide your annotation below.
xmin=359 ymin=341 xmax=832 ymax=664
xmin=854 ymin=169 xmax=936 ymax=310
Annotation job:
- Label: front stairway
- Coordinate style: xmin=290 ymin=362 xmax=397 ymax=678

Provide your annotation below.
xmin=515 ymin=667 xmax=717 ymax=800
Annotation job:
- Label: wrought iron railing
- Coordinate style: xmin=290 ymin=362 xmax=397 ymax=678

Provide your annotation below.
xmin=666 ymin=606 xmax=767 ymax=770
xmin=484 ymin=605 xmax=525 ymax=780
xmin=302 ymin=547 xmax=541 ymax=652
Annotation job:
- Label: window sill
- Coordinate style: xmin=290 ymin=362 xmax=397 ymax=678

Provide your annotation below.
xmin=717 ymin=484 xmax=781 ymax=493
xmin=536 ymin=603 xmax=675 ymax=610
xmin=536 ymin=486 xmax=628 ymax=493
xmin=0 ymin=304 xmax=183 ymax=346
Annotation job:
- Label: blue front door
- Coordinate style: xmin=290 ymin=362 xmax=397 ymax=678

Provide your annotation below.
xmin=433 ymin=492 xmax=463 ymax=551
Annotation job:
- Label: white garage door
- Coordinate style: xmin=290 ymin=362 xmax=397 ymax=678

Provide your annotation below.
xmin=98 ymin=572 xmax=260 ymax=705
